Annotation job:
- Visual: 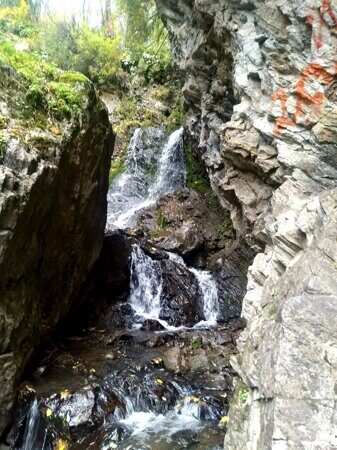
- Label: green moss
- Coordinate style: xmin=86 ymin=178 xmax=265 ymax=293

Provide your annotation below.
xmin=154 ymin=85 xmax=171 ymax=102
xmin=216 ymin=212 xmax=236 ymax=241
xmin=185 ymin=143 xmax=212 ymax=195
xmin=241 ymin=390 xmax=249 ymax=402
xmin=192 ymin=338 xmax=203 ymax=350
xmin=150 ymin=229 xmax=169 ymax=239
xmin=0 ymin=130 xmax=7 ymax=162
xmin=157 ymin=211 xmax=169 ymax=229
xmin=0 ymin=114 xmax=7 ymax=129
xmin=109 ymin=157 xmax=125 ymax=185
xmin=59 ymin=72 xmax=88 ymax=84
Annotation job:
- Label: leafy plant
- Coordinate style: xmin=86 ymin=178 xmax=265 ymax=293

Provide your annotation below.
xmin=241 ymin=390 xmax=249 ymax=402
xmin=185 ymin=144 xmax=212 ymax=194
xmin=192 ymin=338 xmax=203 ymax=350
xmin=216 ymin=213 xmax=236 ymax=241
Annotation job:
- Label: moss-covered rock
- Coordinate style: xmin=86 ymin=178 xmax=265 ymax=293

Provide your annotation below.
xmin=0 ymin=51 xmax=113 ymax=433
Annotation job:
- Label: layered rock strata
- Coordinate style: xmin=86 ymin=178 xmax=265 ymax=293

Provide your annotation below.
xmin=156 ymin=0 xmax=337 ymax=447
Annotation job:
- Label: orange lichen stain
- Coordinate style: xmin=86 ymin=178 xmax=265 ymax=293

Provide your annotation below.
xmin=307 ymin=12 xmax=324 ymax=49
xmin=271 ymin=63 xmax=337 ymax=134
xmin=270 ymin=88 xmax=296 ymax=134
xmin=307 ymin=1 xmax=337 ymax=50
xmin=294 ymin=63 xmax=334 ymax=120
xmin=322 ymin=0 xmax=337 ymax=28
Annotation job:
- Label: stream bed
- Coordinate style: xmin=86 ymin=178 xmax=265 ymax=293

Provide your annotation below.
xmin=6 ymin=127 xmax=243 ymax=449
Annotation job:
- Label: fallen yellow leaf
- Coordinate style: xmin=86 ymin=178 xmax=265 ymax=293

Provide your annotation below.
xmin=155 ymin=378 xmax=164 ymax=385
xmin=46 ymin=408 xmax=52 ymax=418
xmin=50 ymin=126 xmax=60 ymax=135
xmin=152 ymin=358 xmax=163 ymax=364
xmin=55 ymin=439 xmax=68 ymax=450
xmin=60 ymin=389 xmax=69 ymax=399
xmin=25 ymin=385 xmax=36 ymax=394
xmin=220 ymin=416 xmax=229 ymax=424
xmin=192 ymin=397 xmax=200 ymax=403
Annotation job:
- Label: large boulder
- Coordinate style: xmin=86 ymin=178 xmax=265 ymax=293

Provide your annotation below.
xmin=156 ymin=0 xmax=337 ymax=447
xmin=0 ymin=61 xmax=113 ymax=432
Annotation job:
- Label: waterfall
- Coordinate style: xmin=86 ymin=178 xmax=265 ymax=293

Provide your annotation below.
xmin=147 ymin=128 xmax=186 ymax=200
xmin=128 ymin=245 xmax=163 ymax=320
xmin=107 ymin=125 xmax=220 ymax=329
xmin=107 ymin=127 xmax=185 ymax=229
xmin=21 ymin=400 xmax=46 ymax=450
xmin=168 ymin=252 xmax=219 ymax=325
xmin=127 ymin=247 xmax=220 ymax=328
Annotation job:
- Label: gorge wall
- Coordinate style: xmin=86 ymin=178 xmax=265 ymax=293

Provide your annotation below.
xmin=0 ymin=63 xmax=113 ymax=433
xmin=156 ymin=0 xmax=337 ymax=448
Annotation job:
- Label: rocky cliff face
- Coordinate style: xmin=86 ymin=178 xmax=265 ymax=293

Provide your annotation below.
xmin=156 ymin=0 xmax=337 ymax=447
xmin=0 ymin=63 xmax=113 ymax=433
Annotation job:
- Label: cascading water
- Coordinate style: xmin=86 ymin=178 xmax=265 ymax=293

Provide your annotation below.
xmin=106 ymin=126 xmax=220 ymax=329
xmin=107 ymin=127 xmax=185 ymax=229
xmin=128 ymin=244 xmax=163 ymax=320
xmin=168 ymin=252 xmax=220 ymax=326
xmin=15 ymin=127 xmax=227 ymax=450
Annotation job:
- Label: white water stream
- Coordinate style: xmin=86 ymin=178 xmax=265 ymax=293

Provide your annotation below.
xmin=107 ymin=127 xmax=220 ymax=329
xmin=107 ymin=127 xmax=186 ymax=229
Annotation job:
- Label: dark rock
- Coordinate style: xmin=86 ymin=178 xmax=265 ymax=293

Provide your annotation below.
xmin=135 ymin=188 xmax=236 ymax=261
xmin=72 ymin=423 xmax=128 ymax=449
xmin=140 ymin=319 xmax=166 ymax=331
xmin=171 ymin=429 xmax=200 ymax=448
xmin=97 ymin=302 xmax=134 ymax=330
xmin=209 ymin=240 xmax=254 ymax=321
xmin=0 ymin=62 xmax=113 ymax=432
xmin=159 ymin=258 xmax=204 ymax=327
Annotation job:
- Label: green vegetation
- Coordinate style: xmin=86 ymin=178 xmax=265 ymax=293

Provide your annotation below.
xmin=216 ymin=212 xmax=236 ymax=241
xmin=192 ymin=338 xmax=203 ymax=350
xmin=185 ymin=143 xmax=212 ymax=194
xmin=109 ymin=157 xmax=125 ymax=185
xmin=157 ymin=210 xmax=169 ymax=229
xmin=0 ymin=0 xmax=173 ymax=89
xmin=0 ymin=30 xmax=89 ymax=122
xmin=241 ymin=390 xmax=249 ymax=402
xmin=0 ymin=131 xmax=7 ymax=162
xmin=0 ymin=114 xmax=7 ymax=128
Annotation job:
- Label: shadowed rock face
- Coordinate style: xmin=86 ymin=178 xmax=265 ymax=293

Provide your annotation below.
xmin=156 ymin=0 xmax=337 ymax=448
xmin=0 ymin=63 xmax=113 ymax=433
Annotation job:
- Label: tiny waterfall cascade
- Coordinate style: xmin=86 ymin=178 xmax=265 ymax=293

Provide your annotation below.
xmin=21 ymin=400 xmax=46 ymax=450
xmin=128 ymin=244 xmax=163 ymax=320
xmin=128 ymin=245 xmax=220 ymax=328
xmin=107 ymin=127 xmax=185 ymax=229
xmin=168 ymin=252 xmax=220 ymax=325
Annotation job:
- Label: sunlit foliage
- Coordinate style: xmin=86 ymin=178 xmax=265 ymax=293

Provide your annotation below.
xmin=0 ymin=0 xmax=172 ymax=88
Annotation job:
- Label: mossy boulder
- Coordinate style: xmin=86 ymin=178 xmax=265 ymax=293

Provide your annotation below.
xmin=0 ymin=55 xmax=113 ymax=433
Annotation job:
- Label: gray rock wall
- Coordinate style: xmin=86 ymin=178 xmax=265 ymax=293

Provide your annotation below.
xmin=0 ymin=65 xmax=113 ymax=433
xmin=156 ymin=0 xmax=337 ymax=448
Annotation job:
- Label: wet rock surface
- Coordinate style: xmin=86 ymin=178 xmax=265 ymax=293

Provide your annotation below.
xmin=5 ymin=323 xmax=240 ymax=449
xmin=0 ymin=63 xmax=113 ymax=432
xmin=133 ymin=188 xmax=236 ymax=260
